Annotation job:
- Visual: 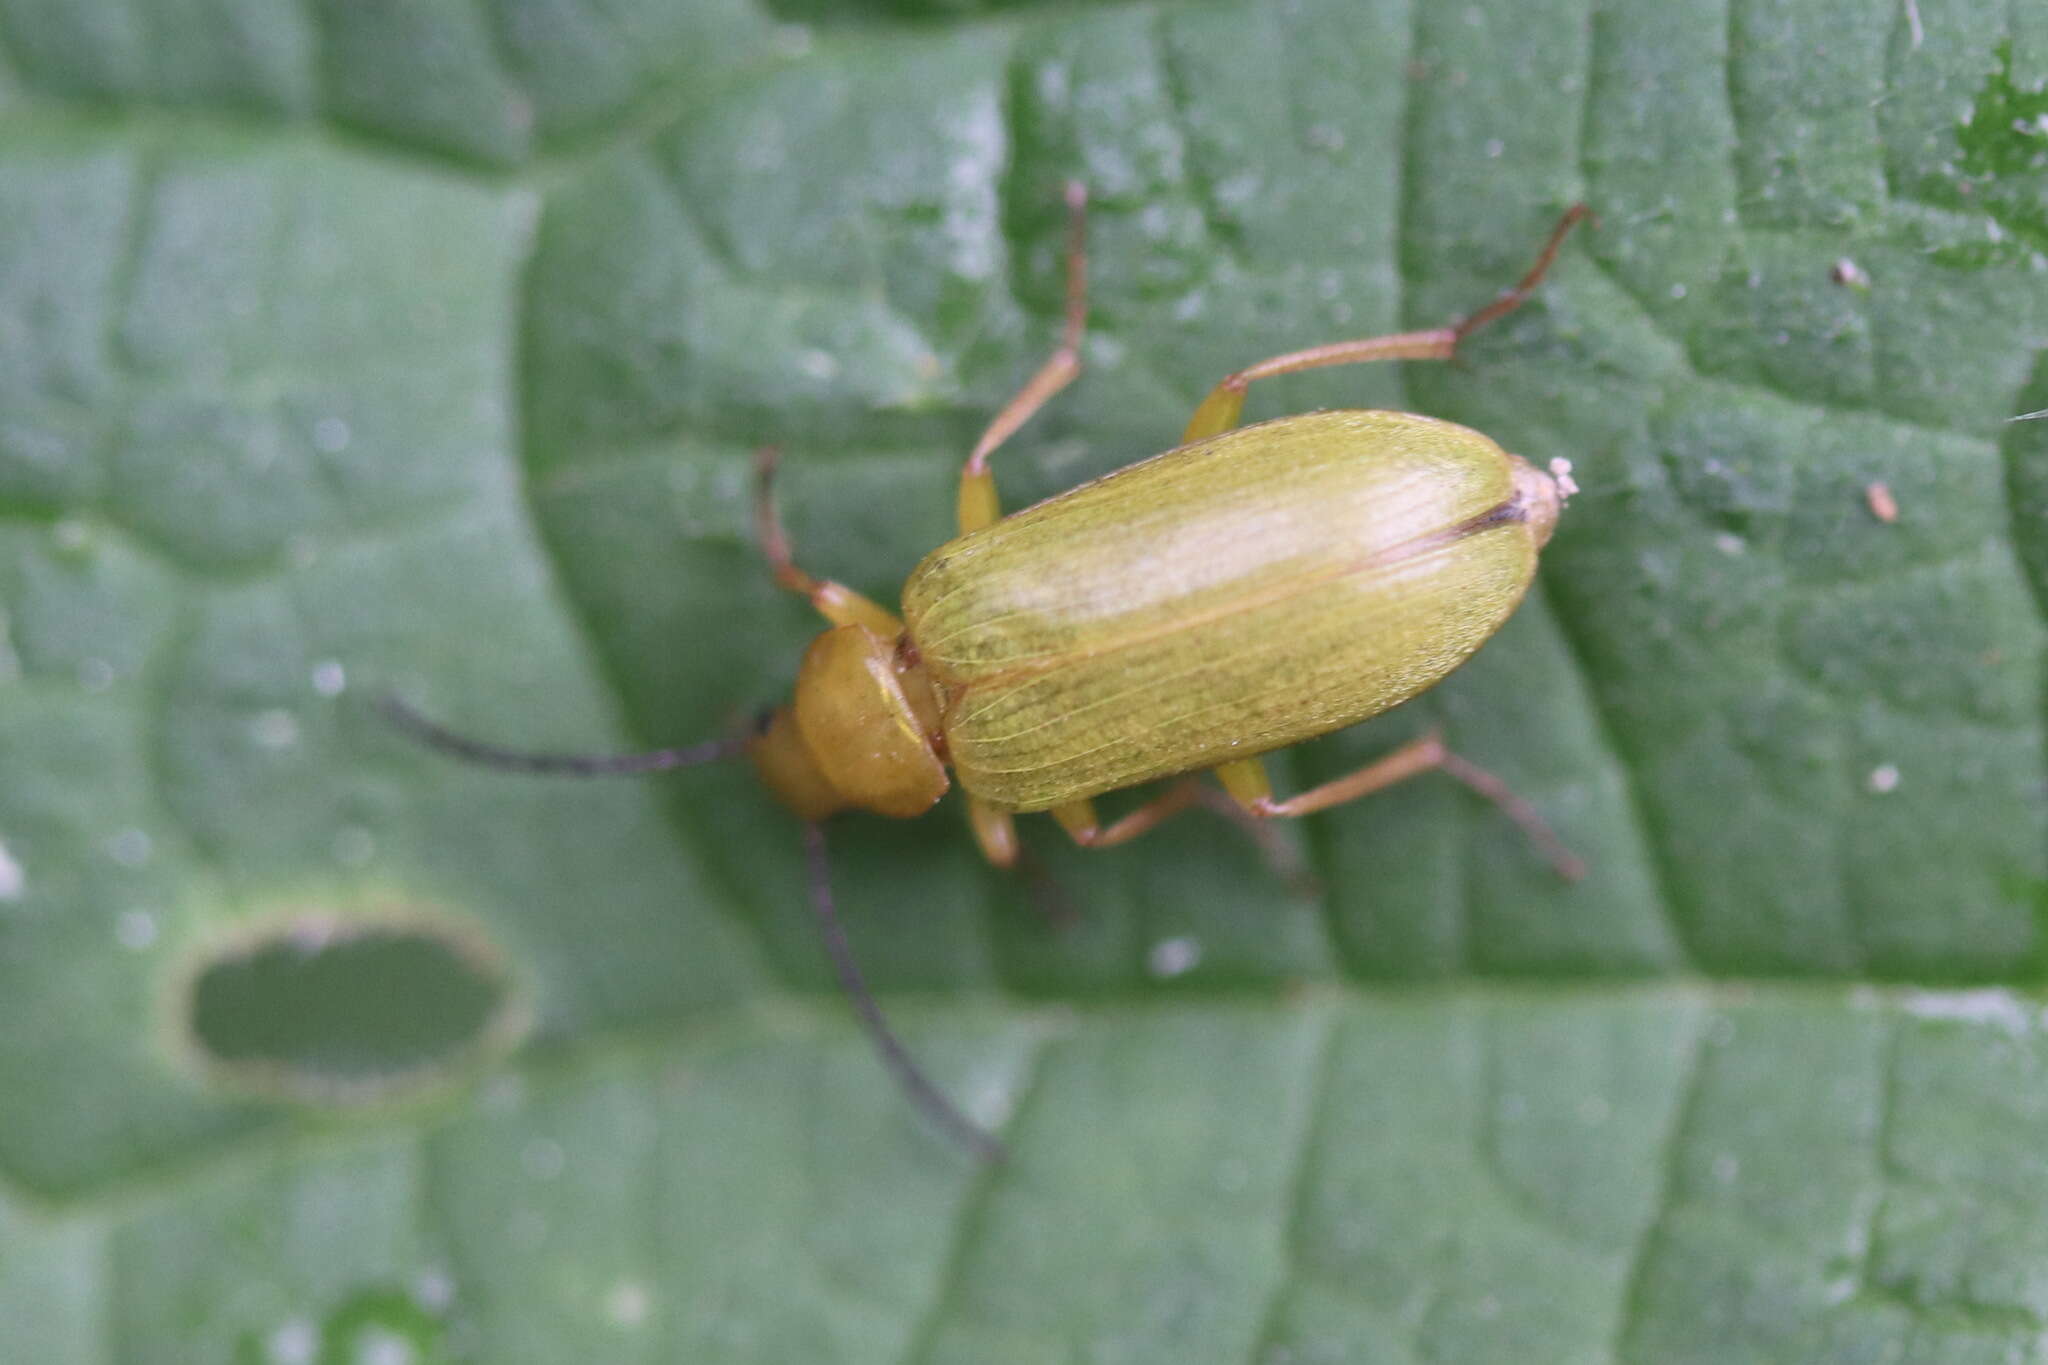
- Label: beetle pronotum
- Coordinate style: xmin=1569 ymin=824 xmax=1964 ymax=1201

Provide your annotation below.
xmin=387 ymin=188 xmax=1589 ymax=1158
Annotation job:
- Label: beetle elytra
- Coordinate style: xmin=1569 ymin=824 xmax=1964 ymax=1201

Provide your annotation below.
xmin=387 ymin=188 xmax=1589 ymax=1158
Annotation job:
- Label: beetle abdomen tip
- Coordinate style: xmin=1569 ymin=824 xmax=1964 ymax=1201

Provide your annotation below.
xmin=1509 ymin=455 xmax=1568 ymax=547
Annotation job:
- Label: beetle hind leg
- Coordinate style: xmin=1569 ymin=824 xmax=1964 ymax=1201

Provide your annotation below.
xmin=957 ymin=180 xmax=1089 ymax=534
xmin=1221 ymin=739 xmax=1584 ymax=881
xmin=1179 ymin=203 xmax=1588 ymax=445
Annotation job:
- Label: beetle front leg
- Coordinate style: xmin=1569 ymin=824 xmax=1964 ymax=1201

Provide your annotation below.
xmin=1217 ymin=739 xmax=1584 ymax=881
xmin=956 ymin=181 xmax=1089 ymax=534
xmin=754 ymin=446 xmax=904 ymax=635
xmin=1180 ymin=204 xmax=1588 ymax=444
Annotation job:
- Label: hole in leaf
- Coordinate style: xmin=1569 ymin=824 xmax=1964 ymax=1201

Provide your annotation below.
xmin=183 ymin=910 xmax=524 ymax=1103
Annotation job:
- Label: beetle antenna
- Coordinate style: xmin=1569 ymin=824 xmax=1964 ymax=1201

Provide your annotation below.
xmin=801 ymin=822 xmax=1008 ymax=1162
xmin=378 ymin=692 xmax=745 ymax=775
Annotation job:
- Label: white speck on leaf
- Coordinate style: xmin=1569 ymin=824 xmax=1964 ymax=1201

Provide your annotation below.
xmin=1867 ymin=763 xmax=1900 ymax=794
xmin=607 ymin=1280 xmax=652 ymax=1328
xmin=0 ymin=841 xmax=21 ymax=899
xmin=412 ymin=1266 xmax=455 ymax=1313
xmin=1215 ymin=172 xmax=1262 ymax=208
xmin=358 ymin=1328 xmax=414 ymax=1365
xmin=311 ymin=660 xmax=347 ymax=697
xmin=939 ymin=95 xmax=1003 ymax=282
xmin=116 ymin=909 xmax=157 ymax=950
xmin=251 ymin=709 xmax=300 ymax=750
xmin=106 ymin=828 xmax=152 ymax=867
xmin=266 ymin=1319 xmax=316 ymax=1365
xmin=1147 ymin=936 xmax=1202 ymax=978
xmin=312 ymin=416 xmax=351 ymax=453
xmin=1035 ymin=60 xmax=1069 ymax=106
xmin=1084 ymin=332 xmax=1126 ymax=371
xmin=1901 ymin=988 xmax=2035 ymax=1035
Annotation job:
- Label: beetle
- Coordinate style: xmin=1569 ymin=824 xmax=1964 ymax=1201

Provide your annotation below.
xmin=386 ymin=187 xmax=1589 ymax=1158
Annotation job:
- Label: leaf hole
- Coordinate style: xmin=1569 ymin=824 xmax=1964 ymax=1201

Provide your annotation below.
xmin=179 ymin=906 xmax=527 ymax=1104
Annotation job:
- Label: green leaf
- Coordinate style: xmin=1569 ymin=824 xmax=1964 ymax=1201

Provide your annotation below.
xmin=2 ymin=0 xmax=2046 ymax=1359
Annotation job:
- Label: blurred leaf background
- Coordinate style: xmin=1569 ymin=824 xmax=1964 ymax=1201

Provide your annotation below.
xmin=2 ymin=0 xmax=2047 ymax=1360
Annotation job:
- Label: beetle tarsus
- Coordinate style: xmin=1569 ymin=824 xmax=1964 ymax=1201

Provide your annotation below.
xmin=1190 ymin=784 xmax=1322 ymax=897
xmin=1451 ymin=202 xmax=1590 ymax=344
xmin=1431 ymin=746 xmax=1587 ymax=882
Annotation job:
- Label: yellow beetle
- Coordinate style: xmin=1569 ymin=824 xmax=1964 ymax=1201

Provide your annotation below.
xmin=389 ymin=190 xmax=1588 ymax=1157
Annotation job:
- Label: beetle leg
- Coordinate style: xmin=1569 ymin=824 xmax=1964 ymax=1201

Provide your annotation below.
xmin=1223 ymin=734 xmax=1586 ymax=881
xmin=1052 ymin=782 xmax=1318 ymax=893
xmin=754 ymin=445 xmax=904 ymax=634
xmin=1449 ymin=202 xmax=1592 ymax=345
xmin=1050 ymin=783 xmax=1204 ymax=848
xmin=968 ymin=795 xmax=1022 ymax=868
xmin=1180 ymin=204 xmax=1588 ymax=444
xmin=957 ymin=180 xmax=1089 ymax=534
xmin=1181 ymin=330 xmax=1458 ymax=443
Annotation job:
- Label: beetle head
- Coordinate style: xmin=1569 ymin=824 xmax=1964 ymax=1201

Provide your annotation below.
xmin=748 ymin=625 xmax=950 ymax=821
